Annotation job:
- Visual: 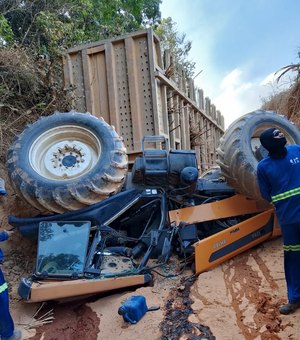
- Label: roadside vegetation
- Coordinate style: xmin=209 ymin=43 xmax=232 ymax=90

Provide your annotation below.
xmin=0 ymin=0 xmax=160 ymax=161
xmin=262 ymin=60 xmax=300 ymax=128
xmin=0 ymin=0 xmax=299 ymax=161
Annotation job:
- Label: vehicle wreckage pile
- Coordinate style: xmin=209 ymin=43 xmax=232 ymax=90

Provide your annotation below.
xmin=5 ymin=110 xmax=300 ymax=303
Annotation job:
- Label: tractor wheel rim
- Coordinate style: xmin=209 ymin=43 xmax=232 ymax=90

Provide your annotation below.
xmin=250 ymin=125 xmax=296 ymax=157
xmin=29 ymin=125 xmax=101 ymax=180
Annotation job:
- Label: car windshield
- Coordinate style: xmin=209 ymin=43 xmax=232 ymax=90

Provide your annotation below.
xmin=35 ymin=221 xmax=91 ymax=278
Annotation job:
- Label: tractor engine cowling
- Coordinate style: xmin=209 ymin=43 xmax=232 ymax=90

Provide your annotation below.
xmin=131 ymin=141 xmax=198 ymax=192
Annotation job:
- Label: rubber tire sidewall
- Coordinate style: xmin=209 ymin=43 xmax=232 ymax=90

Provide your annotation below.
xmin=7 ymin=112 xmax=127 ymax=212
xmin=216 ymin=110 xmax=300 ymax=200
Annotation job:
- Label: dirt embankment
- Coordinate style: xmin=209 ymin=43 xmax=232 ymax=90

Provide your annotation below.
xmin=1 ymin=163 xmax=300 ymax=340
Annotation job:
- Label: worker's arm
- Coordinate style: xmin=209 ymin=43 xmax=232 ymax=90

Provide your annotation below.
xmin=0 ymin=230 xmax=12 ymax=242
xmin=257 ymin=166 xmax=272 ymax=202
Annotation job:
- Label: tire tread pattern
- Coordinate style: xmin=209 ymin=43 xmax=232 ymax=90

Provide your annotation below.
xmin=216 ymin=110 xmax=300 ymax=200
xmin=6 ymin=112 xmax=128 ymax=214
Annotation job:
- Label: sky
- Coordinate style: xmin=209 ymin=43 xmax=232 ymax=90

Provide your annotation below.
xmin=160 ymin=0 xmax=300 ymax=128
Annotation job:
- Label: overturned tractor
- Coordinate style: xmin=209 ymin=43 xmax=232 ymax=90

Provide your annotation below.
xmin=7 ymin=110 xmax=300 ymax=302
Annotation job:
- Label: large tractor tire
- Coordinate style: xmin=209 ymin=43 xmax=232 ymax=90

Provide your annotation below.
xmin=7 ymin=111 xmax=128 ymax=214
xmin=216 ymin=110 xmax=300 ymax=201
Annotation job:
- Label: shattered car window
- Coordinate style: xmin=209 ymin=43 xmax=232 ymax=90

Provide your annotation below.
xmin=35 ymin=221 xmax=91 ymax=278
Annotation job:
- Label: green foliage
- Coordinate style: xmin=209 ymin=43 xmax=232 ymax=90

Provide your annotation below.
xmin=0 ymin=0 xmax=202 ymax=164
xmin=0 ymin=15 xmax=14 ymax=45
xmin=155 ymin=17 xmax=195 ymax=77
xmin=0 ymin=0 xmax=162 ymax=163
xmin=1 ymin=0 xmax=161 ymax=56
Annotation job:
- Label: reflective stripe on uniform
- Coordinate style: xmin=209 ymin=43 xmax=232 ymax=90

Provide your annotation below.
xmin=283 ymin=245 xmax=300 ymax=251
xmin=0 ymin=282 xmax=8 ymax=293
xmin=271 ymin=187 xmax=300 ymax=203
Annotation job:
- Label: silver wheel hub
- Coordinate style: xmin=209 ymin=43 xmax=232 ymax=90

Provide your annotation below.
xmin=29 ymin=125 xmax=101 ymax=180
xmin=45 ymin=141 xmax=92 ymax=178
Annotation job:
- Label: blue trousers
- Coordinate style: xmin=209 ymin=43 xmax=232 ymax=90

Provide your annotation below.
xmin=0 ymin=268 xmax=14 ymax=339
xmin=281 ymin=221 xmax=300 ymax=303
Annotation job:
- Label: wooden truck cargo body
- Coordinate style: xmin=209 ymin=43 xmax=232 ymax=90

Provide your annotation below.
xmin=63 ymin=29 xmax=224 ymax=170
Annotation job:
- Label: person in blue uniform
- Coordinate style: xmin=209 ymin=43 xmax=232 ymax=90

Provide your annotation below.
xmin=257 ymin=127 xmax=300 ymax=315
xmin=0 ymin=230 xmax=22 ymax=340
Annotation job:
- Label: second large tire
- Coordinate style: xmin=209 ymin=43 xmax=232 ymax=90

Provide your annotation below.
xmin=7 ymin=111 xmax=128 ymax=214
xmin=216 ymin=110 xmax=300 ymax=201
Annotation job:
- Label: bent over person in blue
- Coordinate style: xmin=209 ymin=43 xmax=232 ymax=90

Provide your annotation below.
xmin=257 ymin=127 xmax=300 ymax=315
xmin=0 ymin=230 xmax=21 ymax=340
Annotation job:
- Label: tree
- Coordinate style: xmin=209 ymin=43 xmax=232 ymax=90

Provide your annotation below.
xmin=0 ymin=0 xmax=162 ymax=162
xmin=0 ymin=15 xmax=14 ymax=45
xmin=155 ymin=17 xmax=195 ymax=78
xmin=1 ymin=0 xmax=161 ymax=55
xmin=261 ymin=52 xmax=300 ymax=128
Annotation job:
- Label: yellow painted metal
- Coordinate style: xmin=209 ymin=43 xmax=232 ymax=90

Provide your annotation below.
xmin=28 ymin=275 xmax=149 ymax=303
xmin=169 ymin=194 xmax=271 ymax=225
xmin=194 ymin=209 xmax=276 ymax=274
xmin=168 ymin=193 xmax=282 ymax=274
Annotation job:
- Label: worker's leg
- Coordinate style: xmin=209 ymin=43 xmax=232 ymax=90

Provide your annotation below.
xmin=281 ymin=222 xmax=300 ymax=303
xmin=0 ymin=268 xmax=14 ymax=339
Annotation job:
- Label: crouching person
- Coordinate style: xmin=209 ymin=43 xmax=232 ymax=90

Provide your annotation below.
xmin=0 ymin=230 xmax=22 ymax=340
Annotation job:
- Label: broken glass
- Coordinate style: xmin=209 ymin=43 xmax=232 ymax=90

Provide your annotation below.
xmin=35 ymin=221 xmax=91 ymax=278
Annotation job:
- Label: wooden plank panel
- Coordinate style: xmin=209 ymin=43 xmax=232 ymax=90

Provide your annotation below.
xmin=82 ymin=49 xmax=92 ymax=113
xmin=180 ymin=99 xmax=186 ymax=149
xmin=174 ymin=94 xmax=181 ymax=143
xmin=125 ymin=36 xmax=143 ymax=150
xmin=134 ymin=35 xmax=156 ymax=141
xmin=87 ymin=50 xmax=110 ymax=121
xmin=155 ymin=69 xmax=222 ymax=130
xmin=146 ymin=29 xmax=160 ymax=135
xmin=69 ymin=52 xmax=86 ymax=111
xmin=157 ymin=80 xmax=169 ymax=137
xmin=105 ymin=42 xmax=121 ymax=133
xmin=168 ymin=91 xmax=176 ymax=149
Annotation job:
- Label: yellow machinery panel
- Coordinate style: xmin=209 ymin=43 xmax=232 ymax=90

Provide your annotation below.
xmin=169 ymin=194 xmax=271 ymax=225
xmin=194 ymin=209 xmax=276 ymax=274
xmin=169 ymin=194 xmax=281 ymax=275
xmin=25 ymin=274 xmax=151 ymax=303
